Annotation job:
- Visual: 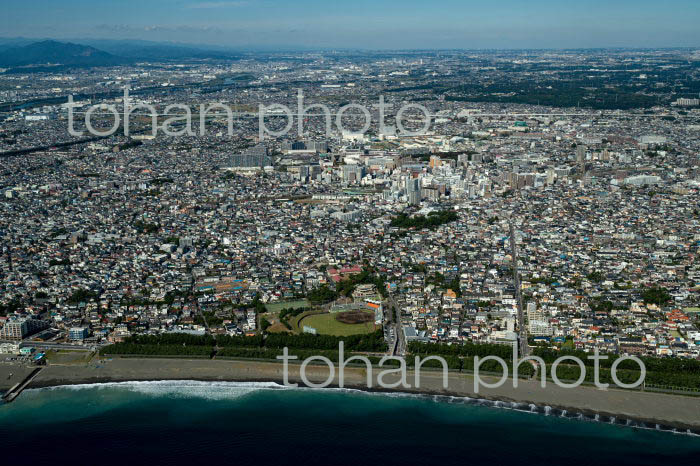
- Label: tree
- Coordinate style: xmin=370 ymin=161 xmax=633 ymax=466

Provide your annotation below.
xmin=447 ymin=277 xmax=462 ymax=297
xmin=641 ymin=286 xmax=671 ymax=306
xmin=308 ymin=285 xmax=338 ymax=305
xmin=390 ymin=210 xmax=457 ymax=230
xmin=67 ymin=289 xmax=98 ymax=304
xmin=0 ymin=299 xmax=23 ymax=317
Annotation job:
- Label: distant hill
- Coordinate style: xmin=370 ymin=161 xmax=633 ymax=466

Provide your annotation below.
xmin=0 ymin=38 xmax=241 ymax=69
xmin=0 ymin=40 xmax=126 ymax=67
xmin=0 ymin=37 xmax=37 ymax=52
xmin=77 ymin=39 xmax=240 ymax=60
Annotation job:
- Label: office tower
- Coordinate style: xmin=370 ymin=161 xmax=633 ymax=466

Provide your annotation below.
xmin=406 ymin=176 xmax=421 ymax=205
xmin=341 ymin=164 xmax=364 ymax=184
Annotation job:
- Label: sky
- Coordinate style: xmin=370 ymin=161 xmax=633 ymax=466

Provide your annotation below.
xmin=1 ymin=0 xmax=700 ymax=50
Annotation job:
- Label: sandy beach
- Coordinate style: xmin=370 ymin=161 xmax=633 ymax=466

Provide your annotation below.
xmin=2 ymin=356 xmax=699 ymax=431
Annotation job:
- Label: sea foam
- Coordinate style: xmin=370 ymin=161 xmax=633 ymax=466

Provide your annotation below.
xmin=36 ymin=380 xmax=288 ymax=401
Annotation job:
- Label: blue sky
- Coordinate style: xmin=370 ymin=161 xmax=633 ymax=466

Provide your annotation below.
xmin=2 ymin=0 xmax=700 ymax=49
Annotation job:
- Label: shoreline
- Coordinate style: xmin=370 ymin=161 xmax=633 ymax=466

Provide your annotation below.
xmin=4 ymin=357 xmax=700 ymax=433
xmin=24 ymin=376 xmax=700 ymax=435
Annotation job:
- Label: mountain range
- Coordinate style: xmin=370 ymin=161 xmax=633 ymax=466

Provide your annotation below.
xmin=0 ymin=40 xmax=126 ymax=67
xmin=0 ymin=38 xmax=240 ymax=69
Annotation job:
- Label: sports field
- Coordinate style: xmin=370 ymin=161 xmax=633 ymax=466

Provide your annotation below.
xmin=299 ymin=311 xmax=377 ymax=336
xmin=264 ymin=299 xmax=310 ymax=313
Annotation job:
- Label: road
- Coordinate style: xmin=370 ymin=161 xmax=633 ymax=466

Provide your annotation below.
xmin=509 ymin=221 xmax=529 ymax=357
xmin=386 ymin=294 xmax=405 ymax=357
xmin=191 ymin=270 xmax=212 ymax=335
xmin=480 ymin=252 xmax=495 ymax=295
xmin=15 ymin=342 xmax=96 ymax=351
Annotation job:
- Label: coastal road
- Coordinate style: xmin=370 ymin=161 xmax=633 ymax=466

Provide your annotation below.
xmin=19 ymin=342 xmax=96 ymax=351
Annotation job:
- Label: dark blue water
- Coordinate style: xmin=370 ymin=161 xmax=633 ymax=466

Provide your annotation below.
xmin=1 ymin=381 xmax=699 ymax=466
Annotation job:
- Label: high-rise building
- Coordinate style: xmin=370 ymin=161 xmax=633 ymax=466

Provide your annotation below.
xmin=546 ymin=169 xmax=556 ymax=185
xmin=0 ymin=317 xmax=50 ymax=341
xmin=330 ymin=210 xmax=361 ymax=222
xmin=405 ymin=176 xmax=422 ymax=205
xmin=307 ymin=141 xmax=329 ymax=153
xmin=526 ymin=303 xmax=551 ymax=336
xmin=298 ymin=165 xmax=310 ymax=183
xmin=68 ymin=327 xmax=89 ymax=341
xmin=576 ymin=145 xmax=587 ymax=178
xmin=341 ymin=164 xmax=364 ymax=184
xmin=674 ymin=98 xmax=700 ymax=107
xmin=423 ymin=187 xmax=439 ymax=201
xmin=230 ymin=144 xmax=272 ymax=167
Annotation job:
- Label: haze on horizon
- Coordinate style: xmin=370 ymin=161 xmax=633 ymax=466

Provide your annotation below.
xmin=1 ymin=0 xmax=700 ymax=50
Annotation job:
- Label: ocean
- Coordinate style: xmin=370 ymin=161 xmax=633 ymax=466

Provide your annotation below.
xmin=1 ymin=381 xmax=699 ymax=465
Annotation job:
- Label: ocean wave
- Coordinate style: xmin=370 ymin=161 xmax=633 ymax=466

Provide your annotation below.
xmin=28 ymin=381 xmax=700 ymax=436
xmin=34 ymin=380 xmax=289 ymax=401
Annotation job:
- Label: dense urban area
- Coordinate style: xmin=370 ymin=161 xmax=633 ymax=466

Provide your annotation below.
xmin=2 ymin=47 xmax=700 ymax=391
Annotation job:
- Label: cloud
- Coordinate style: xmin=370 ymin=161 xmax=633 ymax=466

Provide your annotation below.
xmin=187 ymin=1 xmax=249 ymax=8
xmin=95 ymin=23 xmax=223 ymax=34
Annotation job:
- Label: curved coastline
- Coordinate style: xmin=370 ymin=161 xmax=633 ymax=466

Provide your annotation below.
xmin=3 ymin=357 xmax=700 ymax=434
xmin=20 ymin=377 xmax=700 ymax=436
